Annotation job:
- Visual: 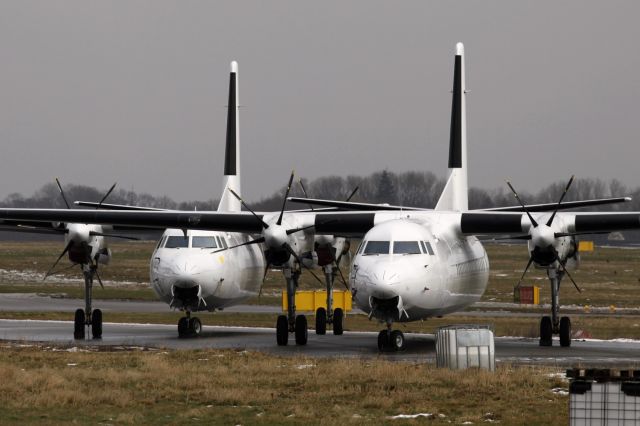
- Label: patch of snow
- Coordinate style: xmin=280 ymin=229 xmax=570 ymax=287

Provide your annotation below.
xmin=388 ymin=413 xmax=434 ymax=420
xmin=551 ymin=388 xmax=569 ymax=396
xmin=296 ymin=364 xmax=315 ymax=370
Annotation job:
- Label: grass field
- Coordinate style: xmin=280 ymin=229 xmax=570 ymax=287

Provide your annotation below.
xmin=1 ymin=240 xmax=640 ymax=309
xmin=0 ymin=344 xmax=569 ymax=425
xmin=1 ymin=241 xmax=637 ymax=424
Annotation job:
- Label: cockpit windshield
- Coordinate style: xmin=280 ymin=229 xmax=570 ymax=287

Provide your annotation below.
xmin=363 ymin=241 xmax=390 ymax=255
xmin=192 ymin=236 xmax=218 ymax=248
xmin=164 ymin=236 xmax=189 ymax=248
xmin=392 ymin=241 xmax=421 ymax=254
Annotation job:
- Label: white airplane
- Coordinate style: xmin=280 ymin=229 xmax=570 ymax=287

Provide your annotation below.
xmin=74 ymin=61 xmax=348 ymax=341
xmin=1 ymin=44 xmax=636 ymax=351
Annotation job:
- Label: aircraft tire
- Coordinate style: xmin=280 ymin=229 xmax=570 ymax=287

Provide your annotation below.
xmin=315 ymin=308 xmax=327 ymax=335
xmin=177 ymin=317 xmax=189 ymax=338
xmin=74 ymin=309 xmax=85 ymax=340
xmin=539 ymin=316 xmax=553 ymax=347
xmin=276 ymin=315 xmax=288 ymax=346
xmin=559 ymin=316 xmax=571 ymax=347
xmin=333 ymin=308 xmax=344 ymax=335
xmin=390 ymin=330 xmax=405 ymax=351
xmin=91 ymin=309 xmax=102 ymax=339
xmin=377 ymin=330 xmax=389 ymax=351
xmin=295 ymin=315 xmax=308 ymax=345
xmin=190 ymin=317 xmax=202 ymax=337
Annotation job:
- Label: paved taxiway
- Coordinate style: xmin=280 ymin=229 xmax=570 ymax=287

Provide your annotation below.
xmin=1 ymin=294 xmax=639 ymax=365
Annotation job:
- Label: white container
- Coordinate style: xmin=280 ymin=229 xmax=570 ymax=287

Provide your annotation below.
xmin=435 ymin=325 xmax=495 ymax=371
xmin=570 ymin=380 xmax=640 ymax=425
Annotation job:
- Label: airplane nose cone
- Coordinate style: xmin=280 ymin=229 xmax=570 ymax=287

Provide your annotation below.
xmin=362 ymin=263 xmax=399 ymax=299
xmin=169 ymin=253 xmax=220 ymax=290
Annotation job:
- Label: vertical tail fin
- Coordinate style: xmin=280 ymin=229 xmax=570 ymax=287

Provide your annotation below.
xmin=217 ymin=61 xmax=242 ymax=212
xmin=435 ymin=43 xmax=468 ymax=211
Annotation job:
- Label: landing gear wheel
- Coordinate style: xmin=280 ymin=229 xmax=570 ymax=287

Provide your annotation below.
xmin=539 ymin=316 xmax=553 ymax=347
xmin=177 ymin=317 xmax=189 ymax=338
xmin=276 ymin=315 xmax=288 ymax=346
xmin=390 ymin=330 xmax=405 ymax=351
xmin=333 ymin=308 xmax=344 ymax=336
xmin=560 ymin=316 xmax=572 ymax=347
xmin=74 ymin=309 xmax=85 ymax=340
xmin=91 ymin=309 xmax=102 ymax=339
xmin=315 ymin=308 xmax=327 ymax=335
xmin=189 ymin=317 xmax=202 ymax=337
xmin=377 ymin=330 xmax=389 ymax=351
xmin=295 ymin=315 xmax=308 ymax=345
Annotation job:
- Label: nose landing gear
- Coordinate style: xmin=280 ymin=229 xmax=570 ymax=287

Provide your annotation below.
xmin=177 ymin=311 xmax=202 ymax=338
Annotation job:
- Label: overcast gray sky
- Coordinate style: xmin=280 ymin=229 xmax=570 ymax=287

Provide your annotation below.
xmin=1 ymin=1 xmax=639 ymax=203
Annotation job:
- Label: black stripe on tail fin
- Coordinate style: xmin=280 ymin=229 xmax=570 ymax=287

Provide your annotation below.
xmin=224 ymin=72 xmax=237 ymax=176
xmin=448 ymin=55 xmax=462 ymax=168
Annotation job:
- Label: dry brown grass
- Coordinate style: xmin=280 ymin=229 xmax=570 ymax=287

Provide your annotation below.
xmin=0 ymin=345 xmax=568 ymax=425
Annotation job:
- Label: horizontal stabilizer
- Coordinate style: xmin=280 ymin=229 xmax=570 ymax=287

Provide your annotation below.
xmin=74 ymin=201 xmax=166 ymax=211
xmin=288 ymin=197 xmax=426 ymax=211
xmin=482 ymin=197 xmax=631 ymax=212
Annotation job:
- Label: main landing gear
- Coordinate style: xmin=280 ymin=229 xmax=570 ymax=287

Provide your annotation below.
xmin=276 ymin=268 xmax=309 ymax=346
xmin=539 ymin=267 xmax=572 ymax=347
xmin=315 ymin=265 xmax=344 ymax=336
xmin=178 ymin=311 xmax=202 ymax=338
xmin=377 ymin=325 xmax=405 ymax=352
xmin=73 ymin=264 xmax=103 ymax=340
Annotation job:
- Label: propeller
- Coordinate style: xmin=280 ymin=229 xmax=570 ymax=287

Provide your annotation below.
xmin=214 ymin=171 xmax=323 ymax=285
xmin=508 ymin=176 xmax=582 ymax=292
xmin=44 ymin=180 xmax=131 ymax=279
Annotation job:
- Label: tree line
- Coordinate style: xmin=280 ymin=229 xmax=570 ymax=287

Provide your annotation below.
xmin=1 ymin=172 xmax=637 ymax=212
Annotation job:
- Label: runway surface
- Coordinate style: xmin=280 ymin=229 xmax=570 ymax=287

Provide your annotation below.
xmin=1 ymin=294 xmax=639 ymax=365
xmin=1 ymin=319 xmax=639 ymax=366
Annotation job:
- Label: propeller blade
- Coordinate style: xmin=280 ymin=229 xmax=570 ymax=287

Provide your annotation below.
xmin=331 ymin=256 xmax=349 ymax=290
xmin=55 ymin=178 xmax=71 ymax=209
xmin=213 ymin=236 xmax=265 ymax=253
xmin=97 ymin=182 xmax=117 ymax=209
xmin=277 ymin=171 xmax=295 ymax=226
xmin=515 ymin=256 xmax=535 ymax=289
xmin=555 ymin=255 xmax=582 ymax=293
xmin=506 ymin=180 xmax=538 ymax=228
xmin=286 ymin=224 xmax=316 ymax=235
xmin=283 ymin=243 xmax=323 ymax=285
xmin=345 ymin=186 xmax=359 ymax=202
xmin=546 ymin=175 xmax=575 ymax=226
xmin=258 ymin=263 xmax=270 ymax=299
xmin=94 ymin=267 xmax=105 ymax=290
xmin=89 ymin=231 xmax=139 ymax=241
xmin=44 ymin=240 xmax=73 ymax=280
xmin=493 ymin=235 xmax=533 ymax=241
xmin=297 ymin=179 xmax=314 ymax=211
xmin=554 ymin=231 xmax=609 ymax=238
xmin=228 ymin=189 xmax=270 ymax=229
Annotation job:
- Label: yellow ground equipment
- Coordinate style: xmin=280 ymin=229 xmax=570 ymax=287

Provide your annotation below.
xmin=282 ymin=290 xmax=352 ymax=312
xmin=578 ymin=241 xmax=594 ymax=252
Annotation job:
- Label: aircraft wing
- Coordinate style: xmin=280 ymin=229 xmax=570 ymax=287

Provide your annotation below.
xmin=288 ymin=196 xmax=630 ymax=212
xmin=459 ymin=211 xmax=640 ymax=235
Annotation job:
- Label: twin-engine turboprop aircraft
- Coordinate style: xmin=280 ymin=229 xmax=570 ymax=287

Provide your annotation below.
xmin=1 ymin=44 xmax=638 ymax=350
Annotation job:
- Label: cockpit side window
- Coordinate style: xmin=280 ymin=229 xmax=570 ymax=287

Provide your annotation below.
xmin=164 ymin=236 xmax=189 ymax=248
xmin=155 ymin=236 xmax=166 ymax=250
xmin=393 ymin=241 xmax=421 ymax=254
xmin=425 ymin=241 xmax=435 ymax=255
xmin=356 ymin=241 xmax=365 ymax=255
xmin=192 ymin=236 xmax=218 ymax=248
xmin=363 ymin=241 xmax=390 ymax=255
xmin=221 ymin=237 xmax=228 ymax=249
